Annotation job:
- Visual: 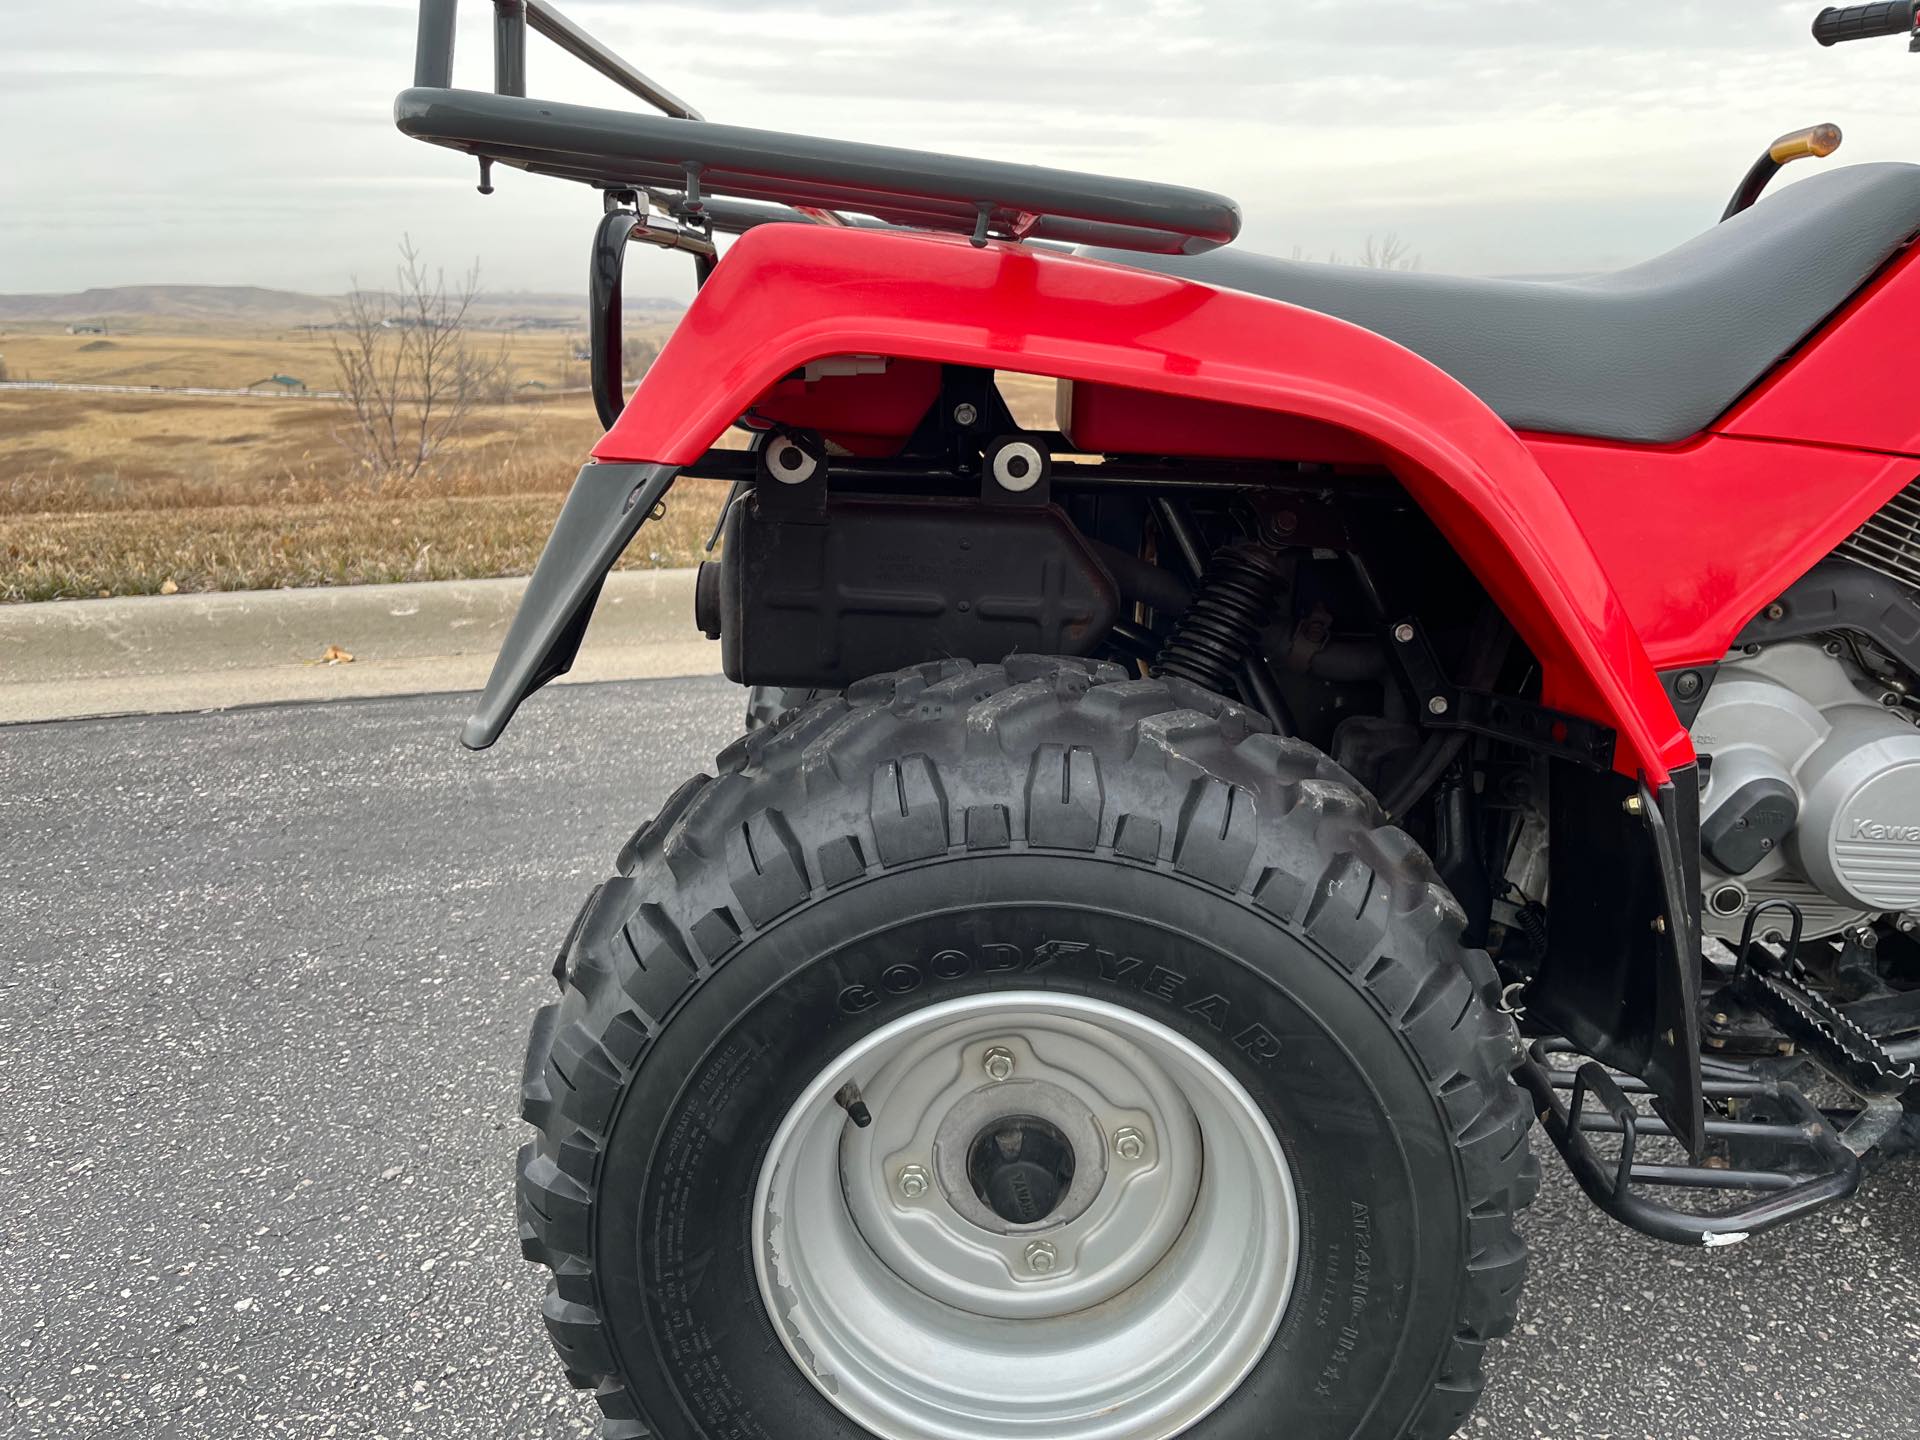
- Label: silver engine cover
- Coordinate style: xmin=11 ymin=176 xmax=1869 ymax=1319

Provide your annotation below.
xmin=1691 ymin=642 xmax=1920 ymax=939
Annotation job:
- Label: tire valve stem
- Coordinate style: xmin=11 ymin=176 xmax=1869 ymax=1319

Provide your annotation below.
xmin=834 ymin=1082 xmax=873 ymax=1129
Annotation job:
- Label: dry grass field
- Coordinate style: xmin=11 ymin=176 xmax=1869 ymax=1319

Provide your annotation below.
xmin=0 ymin=320 xmax=694 ymax=603
xmin=0 ymin=321 xmax=1059 ymax=603
xmin=1 ymin=386 xmax=607 ymax=512
xmin=0 ymin=326 xmax=594 ymax=393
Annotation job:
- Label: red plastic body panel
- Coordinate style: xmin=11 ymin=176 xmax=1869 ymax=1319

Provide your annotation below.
xmin=750 ymin=358 xmax=943 ymax=456
xmin=1717 ymin=241 xmax=1920 ymax=455
xmin=597 ymin=224 xmax=1691 ymax=781
xmin=1060 ymin=380 xmax=1387 ymax=465
xmin=1527 ymin=432 xmax=1917 ymax=670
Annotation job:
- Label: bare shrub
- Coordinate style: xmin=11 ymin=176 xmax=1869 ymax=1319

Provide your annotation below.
xmin=1293 ymin=233 xmax=1422 ymax=271
xmin=1355 ymin=233 xmax=1419 ymax=271
xmin=622 ymin=336 xmax=659 ymax=377
xmin=328 ymin=238 xmax=508 ymax=489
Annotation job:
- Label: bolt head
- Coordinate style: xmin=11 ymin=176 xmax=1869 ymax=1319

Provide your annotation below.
xmin=1111 ymin=1127 xmax=1146 ymax=1162
xmin=1650 ymin=915 xmax=1668 ymax=935
xmin=1674 ymin=670 xmax=1703 ymax=700
xmin=1766 ymin=603 xmax=1786 ymax=622
xmin=1623 ymin=795 xmax=1646 ymax=816
xmin=1023 ymin=1241 xmax=1057 ymax=1274
xmin=982 ymin=1046 xmax=1016 ymax=1083
xmin=953 ymin=402 xmax=979 ymax=427
xmin=1393 ymin=623 xmax=1416 ymax=644
xmin=896 ymin=1165 xmax=930 ymax=1200
xmin=1427 ymin=695 xmax=1450 ymax=716
xmin=1898 ymin=915 xmax=1918 ymax=935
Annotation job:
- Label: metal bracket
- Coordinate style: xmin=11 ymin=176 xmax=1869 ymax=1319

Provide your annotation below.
xmin=1659 ymin=663 xmax=1717 ymax=728
xmin=980 ymin=435 xmax=1053 ymax=507
xmin=1389 ymin=617 xmax=1617 ymax=768
xmin=589 ymin=201 xmax=719 ymax=427
xmin=969 ymin=202 xmax=993 ymax=248
xmin=751 ymin=427 xmax=829 ymax=519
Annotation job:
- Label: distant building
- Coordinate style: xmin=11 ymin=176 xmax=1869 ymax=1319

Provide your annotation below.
xmin=67 ymin=322 xmax=108 ymax=335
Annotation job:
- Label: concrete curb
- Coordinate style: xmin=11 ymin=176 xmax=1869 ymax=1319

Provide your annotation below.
xmin=0 ymin=571 xmax=721 ymax=724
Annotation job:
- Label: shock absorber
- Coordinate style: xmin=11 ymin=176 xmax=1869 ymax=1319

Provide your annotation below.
xmin=1152 ymin=544 xmax=1288 ymax=695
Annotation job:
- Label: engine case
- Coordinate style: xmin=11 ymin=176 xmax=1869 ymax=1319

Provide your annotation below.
xmin=1691 ymin=641 xmax=1920 ymax=938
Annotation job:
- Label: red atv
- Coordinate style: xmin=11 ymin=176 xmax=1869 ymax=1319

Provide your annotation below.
xmin=400 ymin=5 xmax=1920 ymax=1437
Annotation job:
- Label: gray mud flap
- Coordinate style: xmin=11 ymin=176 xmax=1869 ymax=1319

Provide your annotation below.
xmin=462 ymin=461 xmax=677 ymax=750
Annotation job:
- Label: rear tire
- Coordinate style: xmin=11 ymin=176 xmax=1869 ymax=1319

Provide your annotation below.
xmin=518 ymin=656 xmax=1536 ymax=1440
xmin=744 ymin=684 xmax=837 ymax=731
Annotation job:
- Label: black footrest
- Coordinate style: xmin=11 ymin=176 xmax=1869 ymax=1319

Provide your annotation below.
xmin=1517 ymin=1040 xmax=1861 ymax=1246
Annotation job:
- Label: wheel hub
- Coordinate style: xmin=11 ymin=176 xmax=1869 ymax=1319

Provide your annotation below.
xmin=936 ymin=1079 xmax=1107 ymax=1236
xmin=754 ymin=992 xmax=1299 ymax=1440
xmin=968 ymin=1113 xmax=1073 ymax=1224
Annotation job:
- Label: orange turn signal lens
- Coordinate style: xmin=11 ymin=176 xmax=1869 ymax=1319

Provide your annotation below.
xmin=1769 ymin=123 xmax=1844 ymax=165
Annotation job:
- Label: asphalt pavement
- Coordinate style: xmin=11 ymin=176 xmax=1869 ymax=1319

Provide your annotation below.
xmin=2 ymin=676 xmax=1916 ymax=1439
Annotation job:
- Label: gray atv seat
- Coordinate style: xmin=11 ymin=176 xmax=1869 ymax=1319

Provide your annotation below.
xmin=1085 ymin=162 xmax=1920 ymax=444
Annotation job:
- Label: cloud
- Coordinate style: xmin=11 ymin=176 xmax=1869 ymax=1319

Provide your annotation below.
xmin=3 ymin=0 xmax=1917 ymax=294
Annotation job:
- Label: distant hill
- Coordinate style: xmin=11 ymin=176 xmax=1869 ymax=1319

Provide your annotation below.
xmin=0 ymin=284 xmax=683 ymax=332
xmin=0 ymin=285 xmax=338 ymax=327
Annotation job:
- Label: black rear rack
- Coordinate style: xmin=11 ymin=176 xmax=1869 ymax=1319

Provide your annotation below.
xmin=399 ymin=0 xmax=1241 ymax=256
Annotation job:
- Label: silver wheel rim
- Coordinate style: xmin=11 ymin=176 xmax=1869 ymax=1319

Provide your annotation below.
xmin=753 ymin=991 xmax=1299 ymax=1440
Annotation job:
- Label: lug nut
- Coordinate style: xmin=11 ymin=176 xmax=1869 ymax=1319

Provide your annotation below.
xmin=896 ymin=1165 xmax=930 ymax=1200
xmin=1024 ymin=1241 xmax=1057 ymax=1274
xmin=982 ymin=1047 xmax=1016 ymax=1082
xmin=1111 ymin=1127 xmax=1146 ymax=1162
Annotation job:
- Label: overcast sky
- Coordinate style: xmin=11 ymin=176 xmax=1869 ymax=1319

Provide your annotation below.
xmin=5 ymin=1 xmax=1919 ymax=299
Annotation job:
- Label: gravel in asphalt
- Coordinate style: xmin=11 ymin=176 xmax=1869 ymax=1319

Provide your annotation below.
xmin=1 ymin=677 xmax=1916 ymax=1439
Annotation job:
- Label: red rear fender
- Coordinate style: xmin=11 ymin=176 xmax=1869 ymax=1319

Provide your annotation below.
xmin=596 ymin=225 xmax=1692 ymax=782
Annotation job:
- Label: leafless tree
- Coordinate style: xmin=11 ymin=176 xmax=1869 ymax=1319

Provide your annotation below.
xmin=1354 ymin=233 xmax=1419 ymax=271
xmin=622 ymin=336 xmax=660 ymax=378
xmin=1293 ymin=233 xmax=1422 ymax=271
xmin=328 ymin=238 xmax=506 ymax=487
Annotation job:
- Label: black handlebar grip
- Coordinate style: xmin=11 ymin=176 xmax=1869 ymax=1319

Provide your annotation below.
xmin=1812 ymin=1 xmax=1916 ymax=44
